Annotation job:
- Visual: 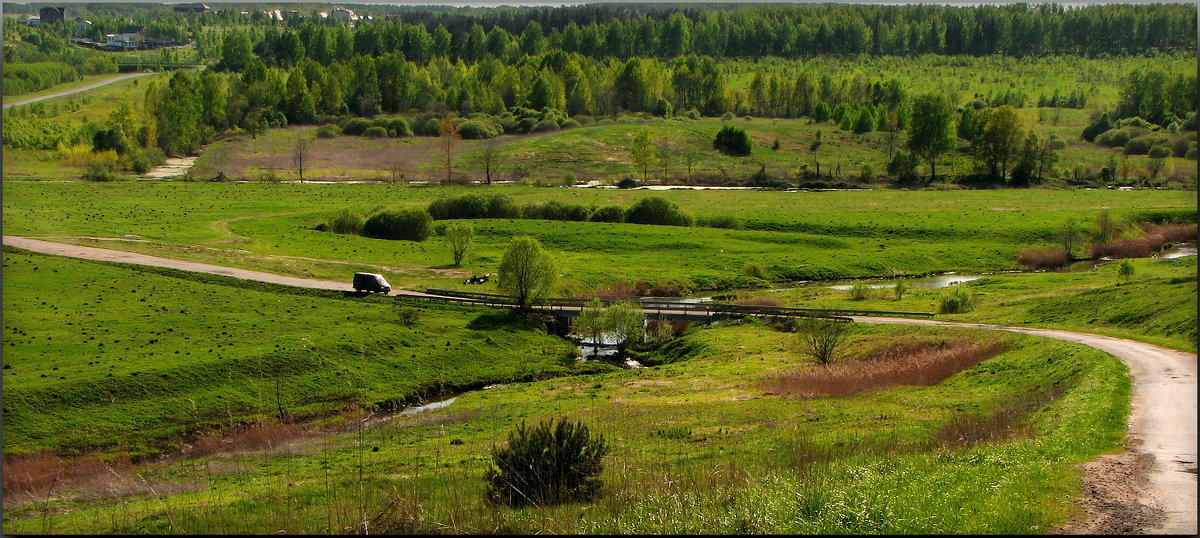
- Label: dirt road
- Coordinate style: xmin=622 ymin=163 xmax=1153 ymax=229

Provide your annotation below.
xmin=3 ymin=236 xmax=1196 ymax=533
xmin=849 ymin=317 xmax=1197 ymax=535
xmin=2 ymin=72 xmax=154 ymax=109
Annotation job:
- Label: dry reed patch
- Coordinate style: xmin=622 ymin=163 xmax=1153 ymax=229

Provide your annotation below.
xmin=1018 ymin=247 xmax=1070 ymax=269
xmin=732 ymin=296 xmax=783 ymax=307
xmin=184 ymin=419 xmax=308 ymax=458
xmin=1 ymin=451 xmax=139 ymax=506
xmin=1090 ymin=223 xmax=1197 ymax=259
xmin=763 ymin=339 xmax=1010 ymax=399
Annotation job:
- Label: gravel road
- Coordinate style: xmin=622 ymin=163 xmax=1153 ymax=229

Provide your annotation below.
xmin=4 ymin=236 xmax=1195 ymax=533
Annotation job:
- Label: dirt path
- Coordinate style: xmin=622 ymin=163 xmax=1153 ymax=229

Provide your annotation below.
xmin=3 ymin=236 xmax=1195 ymax=533
xmin=2 ymin=72 xmax=154 ymax=109
xmin=848 ymin=317 xmax=1197 ymax=535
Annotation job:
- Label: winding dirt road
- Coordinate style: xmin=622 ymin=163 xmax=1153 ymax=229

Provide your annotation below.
xmin=3 ymin=235 xmax=1196 ymax=533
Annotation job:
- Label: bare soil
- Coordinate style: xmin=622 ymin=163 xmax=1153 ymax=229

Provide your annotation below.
xmin=1053 ymin=444 xmax=1166 ymax=534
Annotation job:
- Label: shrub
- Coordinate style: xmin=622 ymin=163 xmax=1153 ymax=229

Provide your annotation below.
xmin=589 ymin=206 xmax=625 ymax=223
xmin=1148 ymin=145 xmax=1172 ymax=158
xmin=1171 ymin=137 xmax=1191 ymax=157
xmin=341 ymin=118 xmax=371 ymax=136
xmin=458 ymin=118 xmax=501 ymax=139
xmin=848 ymin=283 xmax=871 ymax=300
xmin=713 ymin=125 xmax=752 ymax=156
xmin=485 ymin=417 xmax=607 ymax=507
xmin=893 ymin=281 xmax=907 ymax=300
xmin=625 ymin=196 xmax=694 ymax=227
xmin=699 ymin=215 xmax=742 ymax=229
xmin=616 ymin=178 xmax=639 ymax=189
xmin=742 ymin=262 xmax=768 ymax=280
xmin=327 ymin=209 xmax=365 ymax=235
xmin=1117 ymin=260 xmax=1135 ymax=282
xmin=362 ymin=126 xmax=388 ymax=138
xmin=1081 ymin=112 xmax=1113 ymax=142
xmin=938 ymin=287 xmax=976 ymax=314
xmin=362 ymin=208 xmax=432 ymax=241
xmin=427 ymin=194 xmax=520 ymax=219
xmin=386 ymin=118 xmax=413 ymax=137
xmin=316 ymin=124 xmax=341 ymax=138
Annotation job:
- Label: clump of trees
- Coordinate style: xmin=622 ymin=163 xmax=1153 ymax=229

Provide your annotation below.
xmin=572 ymin=299 xmax=646 ymax=357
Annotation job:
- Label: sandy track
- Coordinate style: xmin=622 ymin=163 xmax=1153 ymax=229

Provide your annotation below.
xmin=3 ymin=235 xmax=1195 ymax=533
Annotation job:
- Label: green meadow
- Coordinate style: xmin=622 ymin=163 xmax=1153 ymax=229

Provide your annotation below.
xmin=1 ymin=315 xmax=1129 ymax=534
xmin=2 ymin=181 xmax=1193 ymax=294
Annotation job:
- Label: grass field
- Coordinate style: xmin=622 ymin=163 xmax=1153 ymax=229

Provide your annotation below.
xmin=1 ymin=318 xmax=1129 ymax=534
xmin=2 ymin=182 xmax=1193 ymax=293
xmin=0 ymin=246 xmax=593 ymax=457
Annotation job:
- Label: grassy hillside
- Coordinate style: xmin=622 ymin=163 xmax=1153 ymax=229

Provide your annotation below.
xmin=1 ymin=247 xmax=589 ymax=457
xmin=1 ymin=321 xmax=1129 ymax=534
xmin=2 ymin=182 xmax=1193 ymax=293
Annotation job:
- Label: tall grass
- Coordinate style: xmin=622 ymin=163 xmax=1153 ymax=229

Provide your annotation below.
xmin=1089 ymin=222 xmax=1197 ymax=258
xmin=764 ymin=339 xmax=1009 ymax=399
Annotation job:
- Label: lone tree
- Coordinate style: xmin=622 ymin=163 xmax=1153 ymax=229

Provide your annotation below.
xmin=713 ymin=125 xmax=752 ymax=156
xmin=572 ymin=299 xmax=606 ymax=357
xmin=602 ymin=301 xmax=645 ymax=355
xmin=485 ymin=417 xmax=607 ymax=507
xmin=629 ymin=129 xmax=653 ymax=182
xmin=292 ymin=133 xmax=309 ymax=183
xmin=809 ymin=130 xmax=823 ymax=177
xmin=479 ymin=136 xmax=500 ymax=185
xmin=907 ymin=93 xmax=957 ymax=183
xmin=498 ymin=236 xmax=556 ymax=311
xmin=797 ymin=317 xmax=853 ymax=366
xmin=436 ymin=115 xmax=460 ymax=183
xmin=445 ymin=221 xmax=474 ymax=266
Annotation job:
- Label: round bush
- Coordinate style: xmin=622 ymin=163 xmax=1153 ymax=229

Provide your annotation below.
xmin=1148 ymin=145 xmax=1172 ymax=158
xmin=616 ymin=178 xmax=640 ymax=189
xmin=458 ymin=119 xmax=502 ymax=139
xmin=362 ymin=126 xmax=388 ymax=138
xmin=625 ymin=196 xmax=694 ymax=227
xmin=341 ymin=118 xmax=371 ymax=136
xmin=589 ymin=205 xmax=625 ymax=223
xmin=713 ymin=125 xmax=752 ymax=156
xmin=316 ymin=124 xmax=341 ymax=138
xmin=362 ymin=208 xmax=432 ymax=241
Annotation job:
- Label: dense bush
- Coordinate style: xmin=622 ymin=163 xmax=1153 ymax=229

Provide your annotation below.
xmin=939 ymin=287 xmax=977 ymax=314
xmin=427 ymin=194 xmax=520 ymax=219
xmin=341 ymin=118 xmax=372 ymax=136
xmin=616 ymin=178 xmax=640 ymax=189
xmin=713 ymin=125 xmax=752 ymax=156
xmin=1081 ymin=112 xmax=1113 ymax=142
xmin=362 ymin=126 xmax=388 ymax=138
xmin=485 ymin=417 xmax=607 ymax=507
xmin=385 ymin=118 xmax=412 ymax=137
xmin=316 ymin=124 xmax=341 ymax=138
xmin=1124 ymin=134 xmax=1171 ymax=155
xmin=588 ymin=205 xmax=625 ymax=223
xmin=1094 ymin=128 xmax=1137 ymax=148
xmin=1018 ymin=247 xmax=1070 ymax=269
xmin=457 ymin=118 xmax=502 ymax=139
xmin=362 ymin=208 xmax=432 ymax=241
xmin=624 ymin=196 xmax=694 ymax=227
xmin=327 ymin=209 xmax=365 ymax=235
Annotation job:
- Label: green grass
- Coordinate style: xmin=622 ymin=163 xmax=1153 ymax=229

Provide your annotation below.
xmin=757 ymin=255 xmax=1197 ymax=352
xmin=0 ymin=246 xmax=589 ymax=457
xmin=2 ymin=182 xmax=1193 ymax=294
xmin=1 ymin=320 xmax=1130 ymax=534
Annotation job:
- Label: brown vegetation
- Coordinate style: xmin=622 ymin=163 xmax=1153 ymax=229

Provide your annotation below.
xmin=936 ymin=383 xmax=1066 ymax=448
xmin=764 ymin=339 xmax=1009 ymax=399
xmin=1089 ymin=223 xmax=1197 ymax=259
xmin=732 ymin=296 xmax=782 ymax=307
xmin=595 ymin=281 xmax=685 ymax=299
xmin=185 ymin=419 xmax=308 ymax=458
xmin=1018 ymin=247 xmax=1070 ymax=268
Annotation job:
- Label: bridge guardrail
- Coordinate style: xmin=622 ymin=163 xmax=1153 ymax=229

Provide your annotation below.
xmin=419 ymin=289 xmax=934 ymax=319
